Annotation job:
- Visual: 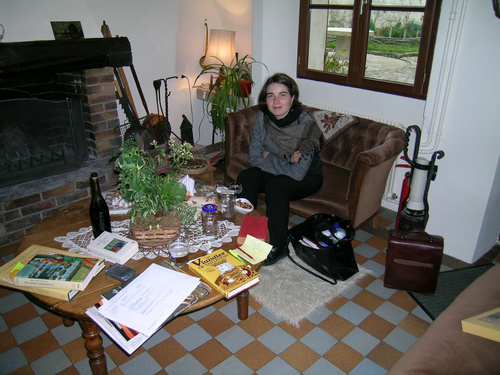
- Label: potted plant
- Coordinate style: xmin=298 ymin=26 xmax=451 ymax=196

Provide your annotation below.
xmin=113 ymin=135 xmax=197 ymax=246
xmin=195 ymin=54 xmax=266 ymax=140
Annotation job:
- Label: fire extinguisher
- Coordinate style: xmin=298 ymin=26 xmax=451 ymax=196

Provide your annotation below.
xmin=395 ymin=157 xmax=411 ymax=230
xmin=397 ymin=125 xmax=445 ymax=231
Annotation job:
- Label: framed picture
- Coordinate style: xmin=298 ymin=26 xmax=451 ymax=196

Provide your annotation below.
xmin=494 ymin=0 xmax=500 ymax=19
xmin=51 ymin=21 xmax=84 ymax=40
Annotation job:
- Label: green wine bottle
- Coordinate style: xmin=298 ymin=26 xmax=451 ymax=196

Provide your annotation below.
xmin=89 ymin=172 xmax=111 ymax=238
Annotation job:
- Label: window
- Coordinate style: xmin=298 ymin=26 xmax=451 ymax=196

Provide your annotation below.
xmin=297 ymin=0 xmax=442 ymax=99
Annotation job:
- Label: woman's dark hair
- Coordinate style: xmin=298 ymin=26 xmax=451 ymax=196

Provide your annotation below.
xmin=258 ymin=73 xmax=301 ymax=110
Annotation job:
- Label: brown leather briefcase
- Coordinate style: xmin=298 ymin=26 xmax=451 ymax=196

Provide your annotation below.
xmin=384 ymin=229 xmax=444 ymax=295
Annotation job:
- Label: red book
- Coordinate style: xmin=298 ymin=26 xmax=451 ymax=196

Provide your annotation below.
xmin=237 ymin=215 xmax=269 ymax=245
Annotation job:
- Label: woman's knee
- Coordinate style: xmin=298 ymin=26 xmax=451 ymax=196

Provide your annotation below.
xmin=237 ymin=167 xmax=259 ymax=184
xmin=264 ymin=175 xmax=292 ymax=194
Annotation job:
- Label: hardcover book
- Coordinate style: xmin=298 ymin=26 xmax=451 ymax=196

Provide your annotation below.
xmin=87 ymin=231 xmax=139 ymax=264
xmin=462 ymin=307 xmax=500 ymax=343
xmin=188 ymin=249 xmax=260 ymax=298
xmin=237 ymin=215 xmax=268 ymax=245
xmin=0 ymin=277 xmax=80 ymax=301
xmin=12 ymin=246 xmax=104 ymax=291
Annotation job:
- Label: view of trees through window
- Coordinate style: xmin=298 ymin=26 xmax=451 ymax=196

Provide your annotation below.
xmin=298 ymin=0 xmax=442 ymax=99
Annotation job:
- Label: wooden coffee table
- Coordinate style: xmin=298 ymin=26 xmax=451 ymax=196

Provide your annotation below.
xmin=14 ymin=198 xmax=262 ymax=375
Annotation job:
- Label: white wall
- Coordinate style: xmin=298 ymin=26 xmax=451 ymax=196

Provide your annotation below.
xmin=0 ymin=0 xmax=253 ymax=145
xmin=253 ymin=0 xmax=500 ymax=263
xmin=2 ymin=0 xmax=499 ymax=263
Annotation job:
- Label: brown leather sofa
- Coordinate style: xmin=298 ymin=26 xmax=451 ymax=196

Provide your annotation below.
xmin=224 ymin=105 xmax=406 ymax=228
xmin=388 ymin=263 xmax=500 ymax=374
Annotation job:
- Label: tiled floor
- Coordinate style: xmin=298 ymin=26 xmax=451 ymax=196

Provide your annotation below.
xmin=1 ymin=180 xmax=499 ymax=374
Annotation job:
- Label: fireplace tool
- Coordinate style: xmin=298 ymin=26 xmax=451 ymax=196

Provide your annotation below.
xmin=397 ymin=125 xmax=445 ymax=231
xmin=150 ymin=76 xmax=194 ymax=146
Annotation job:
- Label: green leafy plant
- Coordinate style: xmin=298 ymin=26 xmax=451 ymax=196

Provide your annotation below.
xmin=195 ymin=54 xmax=267 ymax=139
xmin=164 ymin=139 xmax=193 ymax=172
xmin=113 ymin=135 xmax=190 ymax=224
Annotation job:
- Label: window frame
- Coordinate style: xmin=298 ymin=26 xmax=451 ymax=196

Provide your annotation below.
xmin=297 ymin=0 xmax=443 ymax=99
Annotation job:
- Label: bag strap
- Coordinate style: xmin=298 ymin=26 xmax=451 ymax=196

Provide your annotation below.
xmin=287 ymin=253 xmax=338 ymax=285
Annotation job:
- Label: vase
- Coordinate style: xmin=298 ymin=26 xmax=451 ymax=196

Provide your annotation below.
xmin=129 ymin=210 xmax=180 ymax=247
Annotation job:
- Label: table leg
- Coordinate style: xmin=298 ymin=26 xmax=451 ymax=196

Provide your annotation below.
xmin=236 ymin=290 xmax=249 ymax=320
xmin=62 ymin=317 xmax=75 ymax=327
xmin=79 ymin=319 xmax=107 ymax=375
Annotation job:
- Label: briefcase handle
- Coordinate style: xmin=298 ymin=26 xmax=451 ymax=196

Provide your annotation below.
xmin=399 ymin=229 xmax=434 ymax=242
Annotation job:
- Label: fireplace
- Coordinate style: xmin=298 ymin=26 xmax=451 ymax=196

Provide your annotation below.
xmin=0 ymin=38 xmax=132 ymax=248
xmin=0 ymin=97 xmax=88 ymax=188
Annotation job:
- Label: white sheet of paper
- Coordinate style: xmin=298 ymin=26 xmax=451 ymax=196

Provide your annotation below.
xmin=97 ymin=263 xmax=199 ymax=336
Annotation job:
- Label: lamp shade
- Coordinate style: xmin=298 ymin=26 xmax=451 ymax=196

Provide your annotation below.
xmin=203 ymin=29 xmax=236 ymax=66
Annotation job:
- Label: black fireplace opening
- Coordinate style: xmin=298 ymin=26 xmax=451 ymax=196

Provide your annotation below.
xmin=0 ymin=97 xmax=88 ymax=188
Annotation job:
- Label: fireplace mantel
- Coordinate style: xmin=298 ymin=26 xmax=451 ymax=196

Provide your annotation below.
xmin=0 ymin=37 xmax=132 ymax=78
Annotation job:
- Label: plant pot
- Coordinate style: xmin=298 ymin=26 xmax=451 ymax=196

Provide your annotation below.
xmin=130 ymin=210 xmax=180 ymax=247
xmin=240 ymin=79 xmax=252 ymax=97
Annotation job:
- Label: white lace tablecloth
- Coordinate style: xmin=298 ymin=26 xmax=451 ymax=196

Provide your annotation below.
xmin=54 ymin=219 xmax=240 ymax=260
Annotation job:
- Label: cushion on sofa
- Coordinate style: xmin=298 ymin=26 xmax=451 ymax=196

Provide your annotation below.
xmin=289 ymin=163 xmax=351 ymax=219
xmin=311 ymin=110 xmax=360 ymax=146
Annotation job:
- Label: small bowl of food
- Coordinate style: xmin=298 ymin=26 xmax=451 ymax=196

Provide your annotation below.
xmin=235 ymin=198 xmax=254 ymax=214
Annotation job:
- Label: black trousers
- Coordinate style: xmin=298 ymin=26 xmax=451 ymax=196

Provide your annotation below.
xmin=237 ymin=167 xmax=323 ymax=248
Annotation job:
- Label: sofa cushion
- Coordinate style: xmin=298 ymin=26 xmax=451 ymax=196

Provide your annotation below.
xmin=290 ymin=163 xmax=350 ymax=219
xmin=311 ymin=110 xmax=360 ymax=146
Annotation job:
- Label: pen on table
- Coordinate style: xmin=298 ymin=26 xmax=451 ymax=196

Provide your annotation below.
xmin=235 ymin=245 xmax=255 ymax=260
xmin=229 ymin=250 xmax=250 ymax=266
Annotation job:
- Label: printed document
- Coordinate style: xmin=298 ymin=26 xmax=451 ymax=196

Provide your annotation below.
xmin=98 ymin=263 xmax=199 ymax=336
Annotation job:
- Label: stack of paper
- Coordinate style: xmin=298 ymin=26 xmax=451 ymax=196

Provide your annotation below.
xmin=86 ymin=263 xmax=200 ymax=354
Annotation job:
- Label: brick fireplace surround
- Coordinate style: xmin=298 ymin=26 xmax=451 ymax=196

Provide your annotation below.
xmin=0 ymin=67 xmax=121 ymax=250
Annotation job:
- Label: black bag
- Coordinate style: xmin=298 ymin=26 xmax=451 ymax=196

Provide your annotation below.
xmin=288 ymin=213 xmax=359 ymax=285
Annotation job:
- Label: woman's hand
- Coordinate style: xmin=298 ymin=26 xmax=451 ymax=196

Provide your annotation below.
xmin=262 ymin=150 xmax=269 ymax=159
xmin=290 ymin=150 xmax=302 ymax=163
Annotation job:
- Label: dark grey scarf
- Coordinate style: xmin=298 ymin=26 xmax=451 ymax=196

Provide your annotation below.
xmin=264 ymin=105 xmax=321 ymax=161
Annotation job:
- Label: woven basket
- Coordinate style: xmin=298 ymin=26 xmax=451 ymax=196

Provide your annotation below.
xmin=130 ymin=211 xmax=180 ymax=247
xmin=181 ymin=155 xmax=210 ymax=175
xmin=130 ymin=226 xmax=179 ymax=247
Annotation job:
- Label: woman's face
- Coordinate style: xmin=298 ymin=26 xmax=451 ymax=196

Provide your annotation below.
xmin=265 ymin=83 xmax=294 ymax=120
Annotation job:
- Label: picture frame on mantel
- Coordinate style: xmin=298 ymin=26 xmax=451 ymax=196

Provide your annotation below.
xmin=494 ymin=0 xmax=500 ymax=19
xmin=51 ymin=21 xmax=84 ymax=40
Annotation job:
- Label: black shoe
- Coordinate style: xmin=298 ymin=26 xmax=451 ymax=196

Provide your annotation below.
xmin=263 ymin=244 xmax=289 ymax=266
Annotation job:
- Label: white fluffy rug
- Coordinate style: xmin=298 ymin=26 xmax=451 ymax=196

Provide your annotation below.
xmin=250 ymin=246 xmax=370 ymax=327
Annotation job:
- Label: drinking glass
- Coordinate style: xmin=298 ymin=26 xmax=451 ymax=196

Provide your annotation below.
xmin=220 ymin=191 xmax=236 ymax=219
xmin=228 ymin=182 xmax=243 ymax=195
xmin=169 ymin=229 xmax=189 ymax=267
xmin=213 ymin=180 xmax=229 ymax=195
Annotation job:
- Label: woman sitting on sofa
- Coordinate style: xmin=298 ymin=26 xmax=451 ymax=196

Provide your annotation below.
xmin=237 ymin=73 xmax=323 ymax=266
